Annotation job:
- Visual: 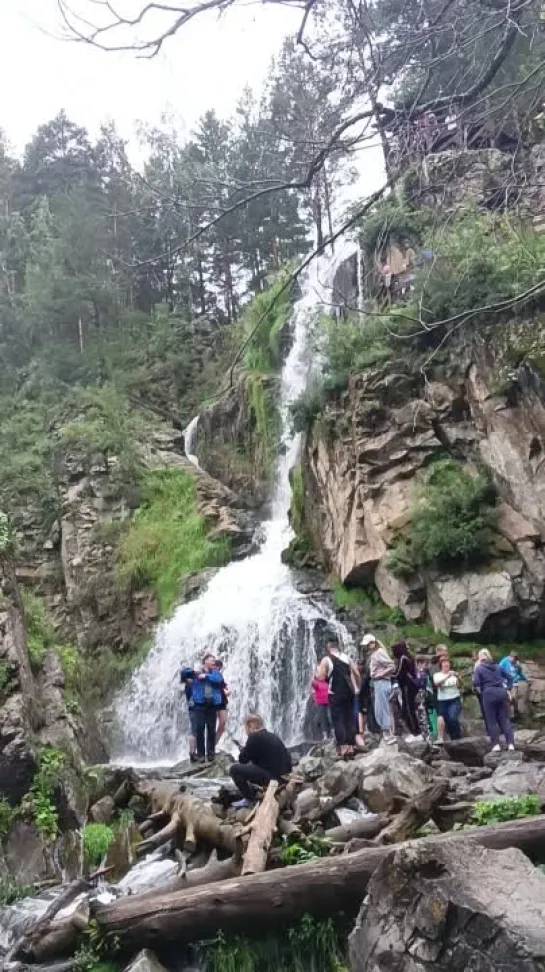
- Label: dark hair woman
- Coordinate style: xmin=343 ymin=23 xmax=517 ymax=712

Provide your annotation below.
xmin=392 ymin=641 xmax=421 ymax=738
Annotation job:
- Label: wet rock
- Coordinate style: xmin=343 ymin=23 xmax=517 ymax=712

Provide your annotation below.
xmin=122 ymin=949 xmax=171 ymax=972
xmin=483 ymin=759 xmax=545 ymax=798
xmin=89 ymin=795 xmax=116 ymax=824
xmin=349 ymin=839 xmax=545 ymax=972
xmin=443 ymin=736 xmax=490 ymax=767
xmin=297 ymin=754 xmax=330 ymax=781
xmin=294 ymin=788 xmax=320 ymax=821
xmin=483 ymin=749 xmax=523 ymax=770
xmin=356 ymin=746 xmax=435 ymax=813
xmin=5 ymin=821 xmax=56 ymax=885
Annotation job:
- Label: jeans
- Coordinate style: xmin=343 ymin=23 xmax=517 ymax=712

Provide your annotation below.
xmin=372 ymin=679 xmax=392 ymax=732
xmin=193 ymin=706 xmax=217 ymax=759
xmin=436 ymin=697 xmax=462 ymax=740
xmin=230 ymin=762 xmax=272 ymax=800
xmin=330 ymin=699 xmax=355 ymax=747
xmin=315 ymin=704 xmax=332 ymax=739
xmin=482 ymin=689 xmax=514 ymax=746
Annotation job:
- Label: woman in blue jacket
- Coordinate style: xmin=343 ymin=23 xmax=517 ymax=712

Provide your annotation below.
xmin=473 ymin=649 xmax=515 ymax=752
xmin=180 ymin=654 xmax=224 ymax=762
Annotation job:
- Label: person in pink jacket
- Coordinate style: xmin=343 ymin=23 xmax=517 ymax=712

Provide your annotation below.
xmin=311 ymin=670 xmax=332 ymax=740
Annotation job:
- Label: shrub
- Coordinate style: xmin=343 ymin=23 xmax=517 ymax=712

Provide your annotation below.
xmin=117 ymin=469 xmax=231 ymax=616
xmin=320 ymin=315 xmax=391 ymax=387
xmin=242 ymin=275 xmax=292 ymax=373
xmin=290 ymin=381 xmax=327 ymax=433
xmin=0 ymin=797 xmax=15 ymax=841
xmin=21 ymin=746 xmax=65 ymax=842
xmin=471 ymin=795 xmax=541 ymax=827
xmin=83 ymin=823 xmax=115 ymax=866
xmin=21 ymin=589 xmax=56 ymax=668
xmin=388 ymin=459 xmax=497 ymax=576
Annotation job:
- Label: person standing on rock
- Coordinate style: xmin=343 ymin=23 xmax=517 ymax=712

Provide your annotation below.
xmin=311 ymin=667 xmax=333 ymax=740
xmin=499 ymin=651 xmax=529 ymax=718
xmin=180 ymin=653 xmax=224 ymax=762
xmin=432 ymin=655 xmax=462 ymax=740
xmin=316 ymin=631 xmax=360 ymax=757
xmin=180 ymin=664 xmax=198 ymax=763
xmin=473 ymin=649 xmax=515 ymax=752
xmin=363 ymin=634 xmax=396 ymax=743
xmin=214 ymin=658 xmax=229 ymax=745
xmin=229 ymin=713 xmax=292 ymax=808
xmin=392 ymin=641 xmax=422 ymax=738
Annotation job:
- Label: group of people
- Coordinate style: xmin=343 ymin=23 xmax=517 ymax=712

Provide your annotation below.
xmin=180 ymin=658 xmax=293 ymax=809
xmin=180 ymin=654 xmax=229 ymax=763
xmin=311 ymin=632 xmax=529 ymax=756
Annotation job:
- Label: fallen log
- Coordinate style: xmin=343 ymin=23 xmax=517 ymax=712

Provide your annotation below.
xmin=94 ymin=814 xmax=545 ymax=949
xmin=135 ymin=780 xmax=240 ymax=857
xmin=9 ymin=879 xmax=89 ymax=963
xmin=376 ymin=781 xmax=448 ymax=845
xmin=324 ymin=814 xmax=389 ymax=843
xmin=242 ymin=781 xmax=279 ymax=876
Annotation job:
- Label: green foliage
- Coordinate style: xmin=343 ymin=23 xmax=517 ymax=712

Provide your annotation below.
xmin=248 ymin=375 xmax=280 ymax=479
xmin=21 ymin=589 xmax=56 ymax=669
xmin=117 ymin=469 xmax=230 ymax=616
xmin=242 ymin=275 xmax=292 ymax=373
xmin=359 ymin=199 xmax=431 ymax=264
xmin=0 ymin=510 xmax=12 ymax=553
xmin=409 ymin=212 xmax=545 ymax=330
xmin=73 ymin=920 xmax=120 ymax=972
xmin=471 ymin=795 xmax=541 ymax=827
xmin=332 ymin=582 xmax=405 ymax=624
xmin=205 ymin=916 xmax=346 ymax=972
xmin=320 ymin=315 xmax=391 ymax=389
xmin=0 ymin=798 xmax=15 ymax=841
xmin=388 ymin=460 xmax=497 ymax=577
xmin=21 ymin=746 xmax=65 ymax=842
xmin=83 ymin=823 xmax=115 ymax=866
xmin=0 ymin=877 xmax=35 ymax=906
xmin=280 ymin=835 xmax=330 ymax=866
xmin=0 ymin=660 xmax=16 ymax=698
xmin=290 ymin=465 xmax=305 ymax=536
xmin=290 ymin=381 xmax=327 ymax=433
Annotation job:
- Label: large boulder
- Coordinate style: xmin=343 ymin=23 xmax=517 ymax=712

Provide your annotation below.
xmin=482 ymin=759 xmax=545 ymax=799
xmin=427 ymin=569 xmax=519 ymax=638
xmin=356 ymin=746 xmax=435 ymax=813
xmin=350 ymin=840 xmax=545 ymax=971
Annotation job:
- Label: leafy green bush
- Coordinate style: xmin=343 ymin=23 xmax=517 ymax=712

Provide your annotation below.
xmin=320 ymin=315 xmax=391 ymax=388
xmin=205 ymin=916 xmax=346 ymax=972
xmin=471 ymin=795 xmax=541 ymax=827
xmin=0 ymin=797 xmax=15 ymax=841
xmin=279 ymin=834 xmax=330 ymax=866
xmin=248 ymin=375 xmax=280 ymax=480
xmin=242 ymin=275 xmax=292 ymax=373
xmin=117 ymin=469 xmax=231 ymax=616
xmin=83 ymin=823 xmax=115 ymax=866
xmin=0 ymin=877 xmax=35 ymax=906
xmin=21 ymin=589 xmax=56 ymax=668
xmin=388 ymin=459 xmax=497 ymax=577
xmin=21 ymin=746 xmax=65 ymax=842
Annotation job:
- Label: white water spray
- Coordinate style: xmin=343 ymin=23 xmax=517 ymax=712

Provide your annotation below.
xmin=183 ymin=415 xmax=200 ymax=468
xmin=114 ymin=245 xmax=357 ymax=764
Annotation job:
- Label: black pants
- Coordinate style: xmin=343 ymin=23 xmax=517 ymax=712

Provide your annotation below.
xmin=230 ymin=762 xmax=272 ymax=800
xmin=330 ymin=699 xmax=355 ymax=747
xmin=193 ymin=706 xmax=217 ymax=759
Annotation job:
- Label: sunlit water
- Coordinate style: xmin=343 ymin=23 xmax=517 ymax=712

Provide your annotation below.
xmin=113 ymin=245 xmax=357 ymax=764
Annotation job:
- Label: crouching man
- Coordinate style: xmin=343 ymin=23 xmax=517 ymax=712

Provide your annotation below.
xmin=230 ymin=713 xmax=292 ymax=808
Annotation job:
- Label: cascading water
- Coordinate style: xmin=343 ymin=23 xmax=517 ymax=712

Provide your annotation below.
xmin=114 ymin=245 xmax=356 ymax=764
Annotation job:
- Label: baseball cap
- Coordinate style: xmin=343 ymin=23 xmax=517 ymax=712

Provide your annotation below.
xmin=361 ymin=633 xmax=377 ymax=647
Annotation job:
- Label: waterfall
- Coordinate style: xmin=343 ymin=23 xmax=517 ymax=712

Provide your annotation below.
xmin=183 ymin=415 xmax=200 ymax=467
xmin=113 ymin=245 xmax=357 ymax=764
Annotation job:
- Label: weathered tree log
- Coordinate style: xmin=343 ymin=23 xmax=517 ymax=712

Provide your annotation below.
xmin=324 ymin=814 xmax=390 ymax=843
xmin=94 ymin=815 xmax=545 ymax=948
xmin=242 ymin=781 xmax=279 ymax=876
xmin=376 ymin=781 xmax=449 ymax=844
xmin=9 ymin=879 xmax=89 ymax=963
xmin=135 ymin=781 xmax=240 ymax=856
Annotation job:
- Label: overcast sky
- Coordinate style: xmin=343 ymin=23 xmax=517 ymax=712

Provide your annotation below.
xmin=0 ymin=0 xmax=299 ymax=155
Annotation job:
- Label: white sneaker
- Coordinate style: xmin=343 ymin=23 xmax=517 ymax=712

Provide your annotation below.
xmin=508 ymin=744 xmax=515 ymax=751
xmin=491 ymin=744 xmax=501 ymax=753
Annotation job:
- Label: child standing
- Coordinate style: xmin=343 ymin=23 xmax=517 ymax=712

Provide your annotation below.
xmin=312 ymin=672 xmax=332 ymax=740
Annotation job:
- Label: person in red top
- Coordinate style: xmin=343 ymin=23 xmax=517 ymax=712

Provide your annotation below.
xmin=311 ymin=668 xmax=332 ymax=740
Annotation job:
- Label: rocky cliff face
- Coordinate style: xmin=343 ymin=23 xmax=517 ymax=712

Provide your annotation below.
xmin=301 ymin=318 xmax=545 ymax=639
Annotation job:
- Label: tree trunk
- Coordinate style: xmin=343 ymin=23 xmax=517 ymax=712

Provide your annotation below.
xmin=324 ymin=814 xmax=390 ymax=843
xmin=376 ymin=781 xmax=449 ymax=845
xmin=242 ymin=781 xmax=279 ymax=876
xmin=135 ymin=782 xmax=240 ymax=857
xmin=94 ymin=815 xmax=545 ymax=949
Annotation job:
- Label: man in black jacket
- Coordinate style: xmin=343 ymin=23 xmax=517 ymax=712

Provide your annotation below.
xmin=230 ymin=713 xmax=292 ymax=807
